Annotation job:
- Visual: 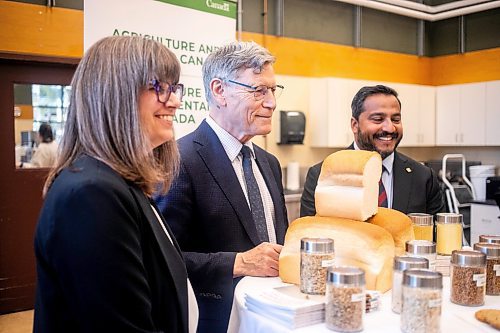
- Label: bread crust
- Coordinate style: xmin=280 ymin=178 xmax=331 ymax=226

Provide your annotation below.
xmin=368 ymin=207 xmax=415 ymax=256
xmin=318 ymin=150 xmax=381 ymax=182
xmin=279 ymin=216 xmax=395 ymax=292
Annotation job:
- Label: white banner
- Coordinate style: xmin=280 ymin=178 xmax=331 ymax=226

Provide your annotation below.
xmin=84 ymin=0 xmax=236 ymax=138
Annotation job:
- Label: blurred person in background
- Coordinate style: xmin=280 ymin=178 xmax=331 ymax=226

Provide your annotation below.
xmin=29 ymin=122 xmax=58 ymax=168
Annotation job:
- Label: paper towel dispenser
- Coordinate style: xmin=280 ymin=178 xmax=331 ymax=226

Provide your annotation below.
xmin=276 ymin=110 xmax=305 ymax=145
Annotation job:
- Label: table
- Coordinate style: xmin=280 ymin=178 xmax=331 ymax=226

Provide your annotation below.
xmin=228 ymin=276 xmax=500 ymax=333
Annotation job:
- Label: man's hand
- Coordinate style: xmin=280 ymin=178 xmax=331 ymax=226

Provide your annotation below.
xmin=233 ymin=242 xmax=283 ymax=278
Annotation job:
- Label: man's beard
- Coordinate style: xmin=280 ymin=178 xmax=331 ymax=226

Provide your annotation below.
xmin=355 ymin=130 xmax=402 ymax=159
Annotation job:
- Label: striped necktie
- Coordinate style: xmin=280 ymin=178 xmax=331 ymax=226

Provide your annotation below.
xmin=378 ymin=166 xmax=388 ymax=208
xmin=241 ymin=146 xmax=269 ymax=242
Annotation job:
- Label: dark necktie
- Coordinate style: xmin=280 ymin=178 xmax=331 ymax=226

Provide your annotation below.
xmin=241 ymin=146 xmax=269 ymax=242
xmin=378 ymin=166 xmax=388 ymax=208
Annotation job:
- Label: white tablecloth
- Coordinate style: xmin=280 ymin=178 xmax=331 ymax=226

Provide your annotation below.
xmin=228 ymin=276 xmax=500 ymax=333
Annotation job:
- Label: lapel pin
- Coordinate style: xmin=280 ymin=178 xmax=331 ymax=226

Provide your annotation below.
xmin=406 ymin=167 xmax=412 ymax=173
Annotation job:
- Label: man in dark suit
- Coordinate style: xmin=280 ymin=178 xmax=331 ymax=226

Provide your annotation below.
xmin=301 ymin=85 xmax=444 ymax=217
xmin=155 ymin=41 xmax=288 ymax=332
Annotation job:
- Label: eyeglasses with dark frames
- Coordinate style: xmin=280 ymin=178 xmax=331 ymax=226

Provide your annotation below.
xmin=149 ymin=79 xmax=184 ymax=103
xmin=226 ymin=79 xmax=284 ymax=100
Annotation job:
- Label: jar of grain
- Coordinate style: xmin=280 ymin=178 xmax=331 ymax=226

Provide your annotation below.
xmin=450 ymin=250 xmax=486 ymax=306
xmin=401 ymin=269 xmax=443 ymax=333
xmin=473 ymin=242 xmax=500 ymax=295
xmin=436 ymin=213 xmax=463 ymax=255
xmin=325 ymin=266 xmax=365 ymax=332
xmin=408 ymin=213 xmax=433 ymax=242
xmin=406 ymin=240 xmax=437 ymax=271
xmin=300 ymin=238 xmax=335 ymax=295
xmin=392 ymin=256 xmax=429 ymax=314
xmin=479 ymin=235 xmax=500 ymax=244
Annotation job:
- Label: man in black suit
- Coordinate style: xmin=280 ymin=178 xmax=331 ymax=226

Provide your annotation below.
xmin=155 ymin=41 xmax=288 ymax=332
xmin=301 ymin=84 xmax=444 ymax=217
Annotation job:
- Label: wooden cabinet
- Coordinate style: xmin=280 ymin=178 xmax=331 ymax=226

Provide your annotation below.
xmin=309 ymin=79 xmax=435 ymax=148
xmin=397 ymin=84 xmax=436 ymax=147
xmin=436 ymin=83 xmax=486 ymax=146
xmin=309 ymin=78 xmax=496 ymax=148
xmin=436 ymin=85 xmax=460 ymax=145
xmin=486 ymin=80 xmax=500 ymax=145
xmin=309 ymin=78 xmax=368 ymax=148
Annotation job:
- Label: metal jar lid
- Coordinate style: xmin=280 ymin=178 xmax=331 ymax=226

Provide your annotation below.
xmin=451 ymin=250 xmax=486 ymax=267
xmin=394 ymin=255 xmax=429 ymax=271
xmin=436 ymin=213 xmax=462 ymax=224
xmin=300 ymin=238 xmax=334 ymax=254
xmin=479 ymin=235 xmax=500 ymax=244
xmin=403 ymin=268 xmax=443 ymax=289
xmin=474 ymin=242 xmax=500 ymax=257
xmin=326 ymin=266 xmax=365 ymax=286
xmin=406 ymin=240 xmax=437 ymax=255
xmin=408 ymin=213 xmax=433 ymax=226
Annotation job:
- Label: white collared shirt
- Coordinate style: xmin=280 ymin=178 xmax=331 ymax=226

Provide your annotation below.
xmin=353 ymin=142 xmax=394 ymax=208
xmin=205 ymin=116 xmax=277 ymax=244
xmin=150 ymin=205 xmax=198 ymax=333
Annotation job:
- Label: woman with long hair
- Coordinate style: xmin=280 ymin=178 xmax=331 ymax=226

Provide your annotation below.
xmin=33 ymin=36 xmax=197 ymax=333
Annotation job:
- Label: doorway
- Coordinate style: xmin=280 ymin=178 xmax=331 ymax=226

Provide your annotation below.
xmin=0 ymin=57 xmax=76 ymax=314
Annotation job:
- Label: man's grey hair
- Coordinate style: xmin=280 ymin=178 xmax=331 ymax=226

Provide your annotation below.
xmin=202 ymin=41 xmax=275 ymax=105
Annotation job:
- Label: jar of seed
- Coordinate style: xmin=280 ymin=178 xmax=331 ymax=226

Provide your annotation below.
xmin=473 ymin=242 xmax=500 ymax=295
xmin=401 ymin=269 xmax=443 ymax=333
xmin=392 ymin=256 xmax=429 ymax=314
xmin=325 ymin=266 xmax=365 ymax=332
xmin=436 ymin=213 xmax=463 ymax=255
xmin=408 ymin=213 xmax=434 ymax=242
xmin=406 ymin=240 xmax=437 ymax=271
xmin=300 ymin=238 xmax=335 ymax=295
xmin=479 ymin=235 xmax=500 ymax=244
xmin=450 ymin=250 xmax=486 ymax=306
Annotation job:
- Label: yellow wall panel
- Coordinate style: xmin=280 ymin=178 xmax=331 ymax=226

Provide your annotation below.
xmin=0 ymin=1 xmax=82 ymax=58
xmin=0 ymin=1 xmax=498 ymax=85
xmin=14 ymin=104 xmax=34 ymax=120
xmin=431 ymin=47 xmax=500 ymax=85
xmin=242 ymin=32 xmax=433 ymax=85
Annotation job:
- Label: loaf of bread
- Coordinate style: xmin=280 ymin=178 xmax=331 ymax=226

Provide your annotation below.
xmin=315 ymin=150 xmax=382 ymax=221
xmin=368 ymin=207 xmax=415 ymax=256
xmin=279 ymin=216 xmax=395 ymax=292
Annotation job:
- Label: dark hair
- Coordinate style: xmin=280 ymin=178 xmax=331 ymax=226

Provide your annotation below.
xmin=351 ymin=85 xmax=401 ymax=120
xmin=38 ymin=122 xmax=54 ymax=143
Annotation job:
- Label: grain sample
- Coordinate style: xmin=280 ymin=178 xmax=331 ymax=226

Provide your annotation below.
xmin=300 ymin=238 xmax=334 ymax=295
xmin=450 ymin=250 xmax=486 ymax=306
xmin=400 ymin=269 xmax=442 ymax=333
xmin=474 ymin=242 xmax=500 ymax=296
xmin=326 ymin=266 xmax=365 ymax=332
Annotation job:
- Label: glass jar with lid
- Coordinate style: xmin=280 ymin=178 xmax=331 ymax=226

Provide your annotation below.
xmin=300 ymin=238 xmax=335 ymax=295
xmin=450 ymin=250 xmax=486 ymax=306
xmin=436 ymin=213 xmax=463 ymax=255
xmin=406 ymin=240 xmax=437 ymax=271
xmin=392 ymin=256 xmax=429 ymax=313
xmin=408 ymin=213 xmax=433 ymax=242
xmin=473 ymin=242 xmax=500 ymax=295
xmin=325 ymin=266 xmax=365 ymax=332
xmin=479 ymin=235 xmax=500 ymax=244
xmin=401 ymin=269 xmax=443 ymax=333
